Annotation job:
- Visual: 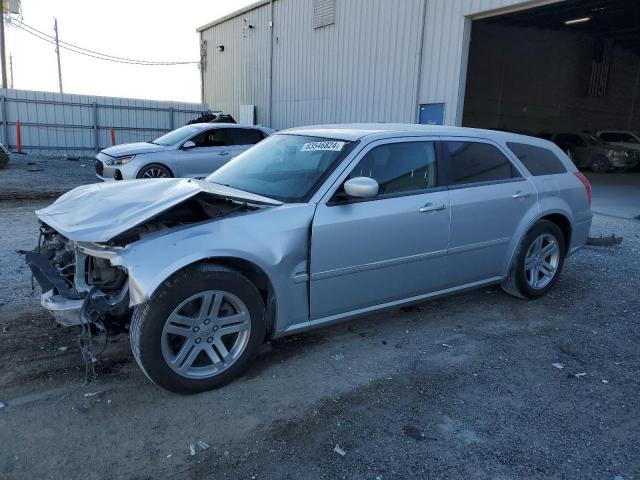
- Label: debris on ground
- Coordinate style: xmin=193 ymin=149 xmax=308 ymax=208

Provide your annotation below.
xmin=57 ymin=346 xmax=69 ymax=352
xmin=189 ymin=444 xmax=196 ymax=456
xmin=602 ymin=379 xmax=609 ymax=384
xmin=196 ymin=440 xmax=209 ymax=450
xmin=403 ymin=425 xmax=426 ymax=442
xmin=442 ymin=343 xmax=453 ymax=348
xmin=0 ymin=400 xmax=6 ymax=409
xmin=552 ymin=363 xmax=564 ymax=369
xmin=83 ymin=391 xmax=101 ymax=398
xmin=333 ymin=444 xmax=346 ymax=456
xmin=586 ymin=235 xmax=623 ymax=246
xmin=573 ymin=372 xmax=587 ymax=378
xmin=165 ymin=454 xmax=172 ymax=459
xmin=331 ymin=353 xmax=345 ymax=361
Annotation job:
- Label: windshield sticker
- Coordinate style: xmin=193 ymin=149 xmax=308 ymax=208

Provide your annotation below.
xmin=301 ymin=141 xmax=345 ymax=152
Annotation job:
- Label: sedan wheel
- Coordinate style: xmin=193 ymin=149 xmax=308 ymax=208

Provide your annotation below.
xmin=136 ymin=164 xmax=172 ymax=179
xmin=161 ymin=290 xmax=251 ymax=379
xmin=524 ymin=234 xmax=560 ymax=289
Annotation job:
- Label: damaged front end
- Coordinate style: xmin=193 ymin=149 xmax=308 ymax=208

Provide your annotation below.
xmin=23 ymin=225 xmax=129 ymax=328
xmin=23 ymin=179 xmax=275 ymax=331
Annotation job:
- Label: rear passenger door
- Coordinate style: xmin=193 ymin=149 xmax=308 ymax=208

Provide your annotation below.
xmin=507 ymin=142 xmax=567 ymax=203
xmin=440 ymin=138 xmax=536 ymax=286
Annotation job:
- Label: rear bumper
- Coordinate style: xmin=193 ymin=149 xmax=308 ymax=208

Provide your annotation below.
xmin=569 ymin=217 xmax=592 ymax=255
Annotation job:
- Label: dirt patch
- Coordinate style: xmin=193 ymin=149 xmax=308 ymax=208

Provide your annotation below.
xmin=0 ymin=202 xmax=638 ymax=479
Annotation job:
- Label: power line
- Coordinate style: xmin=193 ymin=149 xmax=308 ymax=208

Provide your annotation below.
xmin=10 ymin=19 xmax=199 ymax=66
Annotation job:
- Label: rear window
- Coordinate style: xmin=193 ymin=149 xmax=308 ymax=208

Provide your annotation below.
xmin=444 ymin=141 xmax=520 ymax=185
xmin=507 ymin=142 xmax=567 ymax=176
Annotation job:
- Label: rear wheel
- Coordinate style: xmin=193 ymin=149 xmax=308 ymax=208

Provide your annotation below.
xmin=590 ymin=156 xmax=610 ymax=173
xmin=501 ymin=220 xmax=566 ymax=300
xmin=136 ymin=164 xmax=172 ymax=179
xmin=130 ymin=264 xmax=266 ymax=393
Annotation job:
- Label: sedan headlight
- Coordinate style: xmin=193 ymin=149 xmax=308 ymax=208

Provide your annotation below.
xmin=106 ymin=155 xmax=135 ymax=166
xmin=607 ymin=150 xmax=628 ymax=159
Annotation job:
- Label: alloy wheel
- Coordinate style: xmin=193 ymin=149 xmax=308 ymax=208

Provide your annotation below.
xmin=142 ymin=167 xmax=169 ymax=178
xmin=524 ymin=233 xmax=560 ymax=289
xmin=161 ymin=290 xmax=251 ymax=379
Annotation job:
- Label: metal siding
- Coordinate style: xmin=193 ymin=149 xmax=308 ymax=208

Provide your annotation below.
xmin=200 ymin=3 xmax=271 ymax=125
xmin=200 ymin=0 xmax=558 ymax=129
xmin=271 ymin=0 xmax=424 ymax=130
xmin=0 ymin=88 xmax=207 ymax=156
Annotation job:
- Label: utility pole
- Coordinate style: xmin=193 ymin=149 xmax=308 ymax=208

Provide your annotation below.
xmin=8 ymin=51 xmax=12 ymax=88
xmin=54 ymin=17 xmax=63 ymax=93
xmin=0 ymin=5 xmax=7 ymax=89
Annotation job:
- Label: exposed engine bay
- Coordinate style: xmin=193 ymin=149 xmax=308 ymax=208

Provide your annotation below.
xmin=23 ymin=193 xmax=260 ymax=329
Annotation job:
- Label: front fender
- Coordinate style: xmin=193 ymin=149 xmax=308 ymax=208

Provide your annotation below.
xmin=111 ymin=203 xmax=315 ymax=332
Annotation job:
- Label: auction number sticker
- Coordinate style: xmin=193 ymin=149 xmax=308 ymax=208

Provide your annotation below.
xmin=300 ymin=141 xmax=345 ymax=152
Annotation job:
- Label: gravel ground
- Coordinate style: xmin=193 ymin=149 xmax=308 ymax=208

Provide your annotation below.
xmin=0 ymin=154 xmax=98 ymax=199
xmin=0 ymin=197 xmax=638 ymax=480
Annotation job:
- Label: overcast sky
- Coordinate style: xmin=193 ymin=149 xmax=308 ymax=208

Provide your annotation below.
xmin=6 ymin=0 xmax=255 ymax=103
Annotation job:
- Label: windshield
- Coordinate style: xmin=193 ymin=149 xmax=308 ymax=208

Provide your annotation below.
xmin=206 ymin=134 xmax=355 ymax=202
xmin=152 ymin=125 xmax=202 ymax=146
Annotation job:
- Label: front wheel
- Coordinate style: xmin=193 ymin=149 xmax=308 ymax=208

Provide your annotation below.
xmin=130 ymin=264 xmax=266 ymax=393
xmin=501 ymin=220 xmax=566 ymax=300
xmin=136 ymin=163 xmax=173 ymax=179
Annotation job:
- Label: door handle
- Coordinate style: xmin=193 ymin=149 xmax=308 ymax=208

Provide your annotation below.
xmin=419 ymin=203 xmax=446 ymax=213
xmin=217 ymin=151 xmax=229 ymax=156
xmin=512 ymin=191 xmax=531 ymax=199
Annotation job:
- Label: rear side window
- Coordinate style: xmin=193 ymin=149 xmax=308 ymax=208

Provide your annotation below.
xmin=348 ymin=141 xmax=437 ymax=195
xmin=507 ymin=142 xmax=567 ymax=176
xmin=443 ymin=141 xmax=519 ymax=186
xmin=228 ymin=128 xmax=265 ymax=145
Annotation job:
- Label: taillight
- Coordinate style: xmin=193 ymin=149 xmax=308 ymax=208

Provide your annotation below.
xmin=574 ymin=171 xmax=592 ymax=204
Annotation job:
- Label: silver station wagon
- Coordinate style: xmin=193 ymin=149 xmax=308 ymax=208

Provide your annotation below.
xmin=26 ymin=124 xmax=592 ymax=393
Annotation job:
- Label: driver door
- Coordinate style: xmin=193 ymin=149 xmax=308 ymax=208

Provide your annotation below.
xmin=176 ymin=128 xmax=233 ymax=178
xmin=310 ymin=139 xmax=450 ymax=320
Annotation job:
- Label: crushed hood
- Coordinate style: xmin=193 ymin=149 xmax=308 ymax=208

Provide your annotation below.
xmin=100 ymin=142 xmax=169 ymax=157
xmin=36 ymin=178 xmax=282 ymax=243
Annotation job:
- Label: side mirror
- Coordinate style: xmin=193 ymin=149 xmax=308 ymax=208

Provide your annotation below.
xmin=182 ymin=140 xmax=196 ymax=149
xmin=343 ymin=177 xmax=379 ymax=199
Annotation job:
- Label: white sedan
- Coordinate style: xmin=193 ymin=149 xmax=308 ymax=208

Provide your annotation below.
xmin=95 ymin=123 xmax=275 ymax=181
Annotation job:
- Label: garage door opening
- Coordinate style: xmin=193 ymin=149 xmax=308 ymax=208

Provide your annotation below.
xmin=461 ymin=0 xmax=640 ymax=218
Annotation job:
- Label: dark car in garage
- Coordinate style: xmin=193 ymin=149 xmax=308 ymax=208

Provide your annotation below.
xmin=538 ymin=133 xmax=638 ymax=173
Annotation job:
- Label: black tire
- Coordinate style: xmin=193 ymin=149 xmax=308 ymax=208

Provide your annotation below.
xmin=590 ymin=156 xmax=610 ymax=173
xmin=136 ymin=163 xmax=173 ymax=179
xmin=130 ymin=263 xmax=266 ymax=393
xmin=501 ymin=220 xmax=566 ymax=300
